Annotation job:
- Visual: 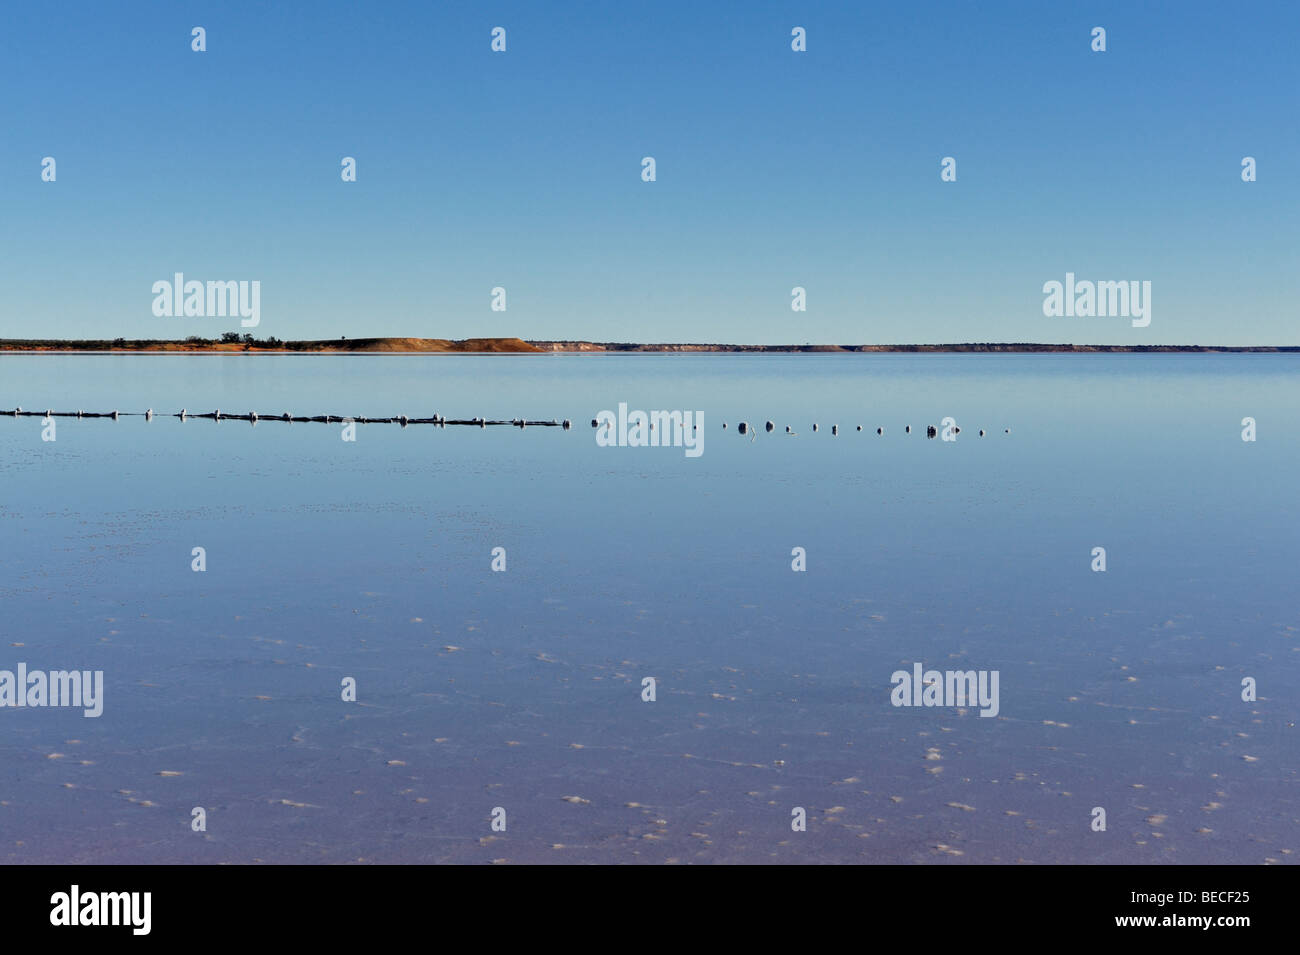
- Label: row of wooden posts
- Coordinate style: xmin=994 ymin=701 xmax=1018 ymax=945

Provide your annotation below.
xmin=4 ymin=407 xmax=571 ymax=428
xmin=590 ymin=418 xmax=1007 ymax=438
xmin=7 ymin=408 xmax=1008 ymax=437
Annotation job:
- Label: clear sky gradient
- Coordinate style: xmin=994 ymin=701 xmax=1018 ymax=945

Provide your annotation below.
xmin=3 ymin=1 xmax=1297 ymax=345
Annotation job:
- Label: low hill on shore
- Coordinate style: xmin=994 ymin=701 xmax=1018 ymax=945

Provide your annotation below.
xmin=290 ymin=337 xmax=540 ymax=352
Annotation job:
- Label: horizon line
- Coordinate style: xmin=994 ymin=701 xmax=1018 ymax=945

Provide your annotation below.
xmin=1 ymin=337 xmax=1298 ymax=354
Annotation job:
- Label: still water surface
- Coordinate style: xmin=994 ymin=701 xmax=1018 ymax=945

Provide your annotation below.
xmin=0 ymin=353 xmax=1295 ymax=863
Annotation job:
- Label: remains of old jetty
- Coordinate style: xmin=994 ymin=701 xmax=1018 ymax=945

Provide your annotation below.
xmin=6 ymin=409 xmax=1006 ymax=440
xmin=4 ymin=407 xmax=566 ymax=428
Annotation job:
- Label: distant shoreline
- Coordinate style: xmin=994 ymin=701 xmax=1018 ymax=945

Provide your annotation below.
xmin=1 ymin=337 xmax=1297 ymax=354
xmin=530 ymin=342 xmax=1300 ymax=353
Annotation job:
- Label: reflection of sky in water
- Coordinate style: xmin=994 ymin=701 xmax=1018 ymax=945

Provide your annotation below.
xmin=0 ymin=354 xmax=1295 ymax=863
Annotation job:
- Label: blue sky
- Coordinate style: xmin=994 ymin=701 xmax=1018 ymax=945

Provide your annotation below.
xmin=2 ymin=1 xmax=1297 ymax=345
